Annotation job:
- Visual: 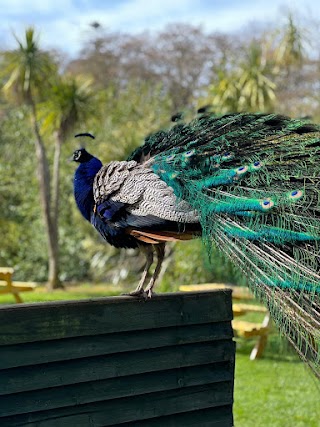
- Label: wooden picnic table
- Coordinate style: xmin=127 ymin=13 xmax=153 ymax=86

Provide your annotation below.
xmin=0 ymin=267 xmax=36 ymax=303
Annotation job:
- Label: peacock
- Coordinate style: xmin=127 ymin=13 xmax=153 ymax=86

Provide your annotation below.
xmin=72 ymin=112 xmax=320 ymax=379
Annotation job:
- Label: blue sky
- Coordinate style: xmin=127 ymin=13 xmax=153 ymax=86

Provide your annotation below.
xmin=0 ymin=0 xmax=319 ymax=57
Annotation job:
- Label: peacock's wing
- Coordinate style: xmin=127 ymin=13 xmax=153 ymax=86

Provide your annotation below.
xmin=140 ymin=112 xmax=320 ymax=377
xmin=92 ymin=160 xmax=200 ymax=244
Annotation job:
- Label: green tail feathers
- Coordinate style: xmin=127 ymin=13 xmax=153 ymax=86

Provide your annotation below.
xmin=132 ymin=112 xmax=320 ymax=377
xmin=142 ymin=113 xmax=320 ymax=292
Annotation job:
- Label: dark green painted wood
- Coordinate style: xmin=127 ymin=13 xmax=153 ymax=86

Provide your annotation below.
xmin=0 ymin=291 xmax=235 ymax=426
xmin=0 ymin=382 xmax=233 ymax=427
xmin=1 ymin=340 xmax=235 ymax=395
xmin=0 ymin=321 xmax=233 ymax=370
xmin=121 ymin=405 xmax=233 ymax=426
xmin=0 ymin=291 xmax=232 ymax=345
xmin=0 ymin=362 xmax=233 ymax=417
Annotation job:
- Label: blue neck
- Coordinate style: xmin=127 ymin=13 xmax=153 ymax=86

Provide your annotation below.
xmin=74 ymin=157 xmax=103 ymax=221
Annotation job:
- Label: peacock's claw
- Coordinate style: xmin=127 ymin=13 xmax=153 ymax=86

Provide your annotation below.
xmin=146 ymin=289 xmax=156 ymax=299
xmin=122 ymin=289 xmax=148 ymax=300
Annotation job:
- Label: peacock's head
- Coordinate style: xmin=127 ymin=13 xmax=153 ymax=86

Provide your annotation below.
xmin=73 ymin=132 xmax=95 ymax=163
xmin=72 ymin=148 xmax=94 ymax=163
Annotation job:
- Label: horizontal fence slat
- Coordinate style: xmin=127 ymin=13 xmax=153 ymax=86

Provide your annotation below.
xmin=0 ymin=340 xmax=235 ymax=395
xmin=0 ymin=382 xmax=233 ymax=427
xmin=0 ymin=322 xmax=233 ymax=370
xmin=119 ymin=405 xmax=233 ymax=427
xmin=0 ymin=291 xmax=232 ymax=345
xmin=0 ymin=362 xmax=233 ymax=417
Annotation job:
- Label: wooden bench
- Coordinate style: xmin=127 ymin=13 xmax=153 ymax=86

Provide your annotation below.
xmin=180 ymin=283 xmax=270 ymax=360
xmin=180 ymin=283 xmax=253 ymax=300
xmin=233 ymin=314 xmax=270 ymax=360
xmin=0 ymin=268 xmax=36 ymax=303
xmin=0 ymin=291 xmax=235 ymax=426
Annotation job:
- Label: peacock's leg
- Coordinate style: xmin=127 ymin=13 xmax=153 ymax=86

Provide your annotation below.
xmin=126 ymin=245 xmax=154 ymax=297
xmin=145 ymin=243 xmax=166 ymax=298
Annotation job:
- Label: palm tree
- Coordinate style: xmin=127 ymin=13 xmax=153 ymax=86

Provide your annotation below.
xmin=270 ymin=13 xmax=309 ymax=117
xmin=38 ymin=75 xmax=96 ymax=289
xmin=237 ymin=41 xmax=276 ymax=112
xmin=274 ymin=13 xmax=305 ymax=72
xmin=209 ymin=41 xmax=276 ymax=113
xmin=209 ymin=69 xmax=242 ymax=114
xmin=1 ymin=28 xmax=62 ymax=288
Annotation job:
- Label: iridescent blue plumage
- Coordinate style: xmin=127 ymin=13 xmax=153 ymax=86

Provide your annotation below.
xmin=73 ymin=151 xmax=102 ymax=221
xmin=73 ymin=149 xmax=140 ymax=248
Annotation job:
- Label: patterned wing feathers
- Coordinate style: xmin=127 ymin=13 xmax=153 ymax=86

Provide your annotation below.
xmin=93 ymin=161 xmax=199 ymax=224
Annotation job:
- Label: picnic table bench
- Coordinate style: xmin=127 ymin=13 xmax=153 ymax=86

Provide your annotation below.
xmin=0 ymin=267 xmax=36 ymax=303
xmin=180 ymin=283 xmax=270 ymax=360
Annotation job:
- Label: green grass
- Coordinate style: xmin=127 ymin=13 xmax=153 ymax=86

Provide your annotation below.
xmin=235 ymin=345 xmax=320 ymax=426
xmin=0 ymin=285 xmax=319 ymax=425
xmin=0 ymin=283 xmax=120 ymax=304
xmin=234 ymin=306 xmax=320 ymax=426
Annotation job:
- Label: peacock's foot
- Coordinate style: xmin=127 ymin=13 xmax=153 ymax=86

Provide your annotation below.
xmin=122 ymin=288 xmax=148 ymax=300
xmin=144 ymin=285 xmax=157 ymax=299
xmin=146 ymin=288 xmax=156 ymax=299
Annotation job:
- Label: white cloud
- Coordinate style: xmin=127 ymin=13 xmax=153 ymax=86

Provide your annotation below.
xmin=0 ymin=0 xmax=74 ymax=14
xmin=0 ymin=0 xmax=319 ymax=56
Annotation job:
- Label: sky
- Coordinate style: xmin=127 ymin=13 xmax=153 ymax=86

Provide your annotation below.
xmin=0 ymin=0 xmax=319 ymax=57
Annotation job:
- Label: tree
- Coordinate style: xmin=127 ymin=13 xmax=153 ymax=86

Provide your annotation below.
xmin=68 ymin=23 xmax=233 ymax=111
xmin=208 ymin=40 xmax=276 ymax=113
xmin=151 ymin=24 xmax=220 ymax=110
xmin=237 ymin=41 xmax=276 ymax=112
xmin=274 ymin=13 xmax=305 ymax=72
xmin=38 ymin=75 xmax=96 ymax=289
xmin=271 ymin=14 xmax=313 ymax=118
xmin=1 ymin=28 xmax=62 ymax=288
xmin=208 ymin=69 xmax=241 ymax=114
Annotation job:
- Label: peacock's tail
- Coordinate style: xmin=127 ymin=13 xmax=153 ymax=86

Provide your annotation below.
xmin=131 ymin=112 xmax=320 ymax=377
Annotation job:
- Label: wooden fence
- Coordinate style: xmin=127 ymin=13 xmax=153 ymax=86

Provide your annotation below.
xmin=0 ymin=291 xmax=235 ymax=426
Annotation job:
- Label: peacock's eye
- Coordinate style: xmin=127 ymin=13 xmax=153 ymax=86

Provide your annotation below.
xmin=73 ymin=150 xmax=81 ymax=161
xmin=260 ymin=198 xmax=275 ymax=210
xmin=252 ymin=160 xmax=262 ymax=168
xmin=184 ymin=149 xmax=195 ymax=158
xmin=222 ymin=152 xmax=234 ymax=161
xmin=235 ymin=165 xmax=248 ymax=175
xmin=166 ymin=154 xmax=175 ymax=162
xmin=288 ymin=189 xmax=304 ymax=200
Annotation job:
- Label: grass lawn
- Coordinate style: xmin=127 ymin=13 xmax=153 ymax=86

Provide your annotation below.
xmin=235 ymin=345 xmax=320 ymax=426
xmin=0 ymin=284 xmax=319 ymax=426
xmin=0 ymin=283 xmax=120 ymax=304
xmin=234 ymin=309 xmax=320 ymax=426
